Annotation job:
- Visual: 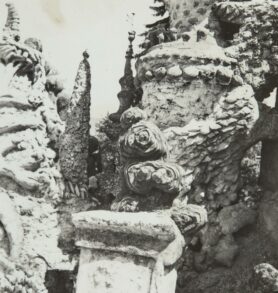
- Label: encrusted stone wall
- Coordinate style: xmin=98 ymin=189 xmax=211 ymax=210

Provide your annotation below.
xmin=136 ymin=32 xmax=259 ymax=209
xmin=128 ymin=1 xmax=278 ymax=291
xmin=162 ymin=0 xmax=215 ymax=34
xmin=136 ymin=37 xmax=243 ymax=129
xmin=0 ymin=4 xmax=90 ymax=292
xmin=0 ymin=47 xmax=68 ymax=293
xmin=2 ymin=0 xmax=278 ymax=292
xmin=211 ymin=1 xmax=278 ymax=100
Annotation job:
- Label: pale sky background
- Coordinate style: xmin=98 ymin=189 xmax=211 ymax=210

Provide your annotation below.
xmin=0 ymin=0 xmax=155 ymax=120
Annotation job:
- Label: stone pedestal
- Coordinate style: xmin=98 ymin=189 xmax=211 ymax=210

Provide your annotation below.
xmin=72 ymin=210 xmax=184 ymax=293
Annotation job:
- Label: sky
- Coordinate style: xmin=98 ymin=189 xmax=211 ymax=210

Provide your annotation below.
xmin=0 ymin=0 xmax=154 ymax=119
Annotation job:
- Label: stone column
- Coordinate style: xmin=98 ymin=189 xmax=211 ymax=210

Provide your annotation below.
xmin=72 ymin=210 xmax=185 ymax=293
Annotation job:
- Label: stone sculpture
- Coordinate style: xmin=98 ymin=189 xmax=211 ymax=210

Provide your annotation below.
xmin=2 ymin=0 xmax=278 ymax=292
xmin=109 ymin=31 xmax=142 ymax=122
xmin=110 ymin=1 xmax=278 ymax=291
xmin=59 ymin=51 xmax=91 ymax=199
xmin=0 ymin=3 xmax=78 ymax=292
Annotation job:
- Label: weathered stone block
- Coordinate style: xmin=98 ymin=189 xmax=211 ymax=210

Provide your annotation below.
xmin=73 ymin=210 xmax=185 ymax=293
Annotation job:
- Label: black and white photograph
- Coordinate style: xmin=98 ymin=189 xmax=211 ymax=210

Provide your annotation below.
xmin=0 ymin=0 xmax=277 ymax=292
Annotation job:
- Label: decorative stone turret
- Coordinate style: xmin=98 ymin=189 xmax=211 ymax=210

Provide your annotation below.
xmin=136 ymin=30 xmax=262 ymax=209
xmin=59 ymin=51 xmax=91 ymax=198
xmin=109 ymin=31 xmax=141 ymax=122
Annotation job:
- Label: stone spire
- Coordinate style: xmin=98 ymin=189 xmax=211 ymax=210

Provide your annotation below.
xmin=3 ymin=2 xmax=20 ymax=41
xmin=59 ymin=51 xmax=91 ymax=198
xmin=109 ymin=31 xmax=138 ymax=122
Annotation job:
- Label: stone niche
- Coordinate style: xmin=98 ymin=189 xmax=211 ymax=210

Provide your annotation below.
xmin=72 ymin=210 xmax=184 ymax=293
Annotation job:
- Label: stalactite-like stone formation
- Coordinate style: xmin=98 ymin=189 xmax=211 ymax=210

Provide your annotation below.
xmin=59 ymin=51 xmax=91 ymax=198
